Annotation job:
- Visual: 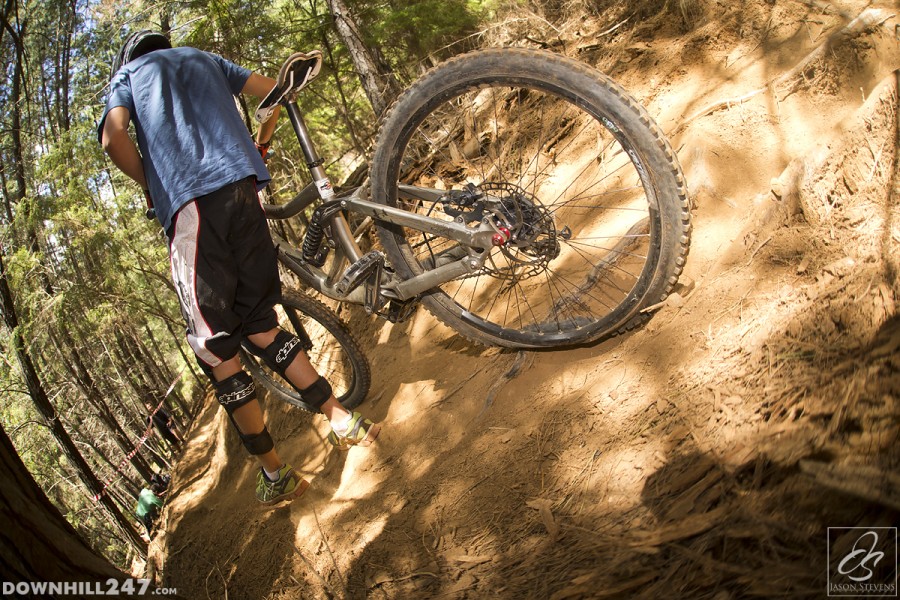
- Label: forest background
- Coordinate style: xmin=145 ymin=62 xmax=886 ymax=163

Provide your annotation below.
xmin=1 ymin=0 xmax=898 ymax=594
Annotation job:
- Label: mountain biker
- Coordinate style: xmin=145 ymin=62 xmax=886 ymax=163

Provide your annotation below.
xmin=135 ymin=482 xmax=164 ymax=538
xmin=145 ymin=401 xmax=182 ymax=454
xmin=98 ymin=30 xmax=380 ymax=505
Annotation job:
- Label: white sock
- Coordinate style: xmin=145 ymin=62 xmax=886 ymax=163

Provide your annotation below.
xmin=263 ymin=465 xmax=283 ymax=482
xmin=331 ymin=412 xmax=353 ymax=435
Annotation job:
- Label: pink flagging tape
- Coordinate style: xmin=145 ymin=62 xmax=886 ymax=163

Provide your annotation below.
xmin=91 ymin=369 xmax=184 ymax=503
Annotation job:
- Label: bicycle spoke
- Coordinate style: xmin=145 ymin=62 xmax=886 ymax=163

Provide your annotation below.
xmin=371 ymin=49 xmax=687 ymax=346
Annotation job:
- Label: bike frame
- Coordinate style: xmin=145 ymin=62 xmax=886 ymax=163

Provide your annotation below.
xmin=264 ymin=101 xmax=497 ymax=308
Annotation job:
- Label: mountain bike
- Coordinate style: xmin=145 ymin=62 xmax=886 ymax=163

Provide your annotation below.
xmin=240 ymin=48 xmax=692 ymax=412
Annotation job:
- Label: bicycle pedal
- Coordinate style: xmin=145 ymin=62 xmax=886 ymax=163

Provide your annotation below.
xmin=336 ymin=251 xmax=385 ymax=296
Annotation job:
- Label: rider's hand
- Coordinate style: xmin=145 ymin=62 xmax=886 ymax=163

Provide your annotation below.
xmin=143 ymin=189 xmax=156 ymax=220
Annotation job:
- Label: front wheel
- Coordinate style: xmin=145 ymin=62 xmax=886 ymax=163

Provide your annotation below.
xmin=241 ymin=290 xmax=371 ymax=412
xmin=370 ymin=48 xmax=691 ymax=348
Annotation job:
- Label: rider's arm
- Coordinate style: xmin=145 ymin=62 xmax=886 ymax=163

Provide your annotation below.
xmin=101 ymin=106 xmax=149 ymax=190
xmin=242 ymin=73 xmax=280 ymax=146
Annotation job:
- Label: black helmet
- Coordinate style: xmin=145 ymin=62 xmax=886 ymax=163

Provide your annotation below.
xmin=111 ymin=30 xmax=171 ymax=77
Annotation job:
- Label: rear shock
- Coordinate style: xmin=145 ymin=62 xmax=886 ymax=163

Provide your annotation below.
xmin=301 ymin=200 xmax=344 ymax=267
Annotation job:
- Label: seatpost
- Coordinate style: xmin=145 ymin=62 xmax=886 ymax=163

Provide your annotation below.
xmin=286 ymin=102 xmax=335 ymax=200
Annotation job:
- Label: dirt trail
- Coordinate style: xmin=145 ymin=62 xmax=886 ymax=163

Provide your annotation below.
xmin=142 ymin=2 xmax=899 ymax=597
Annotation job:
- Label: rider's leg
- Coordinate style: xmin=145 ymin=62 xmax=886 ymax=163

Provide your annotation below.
xmin=244 ymin=328 xmax=351 ymax=424
xmin=209 ymin=355 xmax=308 ymax=504
xmin=246 ymin=327 xmax=380 ymax=447
xmin=211 ymin=356 xmax=283 ymax=473
xmin=168 ymin=180 xmax=307 ymax=503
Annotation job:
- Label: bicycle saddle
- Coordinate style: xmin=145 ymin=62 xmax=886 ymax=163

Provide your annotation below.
xmin=255 ymin=50 xmax=323 ymax=123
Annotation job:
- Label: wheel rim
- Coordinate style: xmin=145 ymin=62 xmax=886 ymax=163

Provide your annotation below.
xmin=389 ymin=81 xmax=662 ymax=345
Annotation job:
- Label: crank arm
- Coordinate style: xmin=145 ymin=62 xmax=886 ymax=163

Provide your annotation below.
xmin=272 ymin=232 xmax=369 ymax=304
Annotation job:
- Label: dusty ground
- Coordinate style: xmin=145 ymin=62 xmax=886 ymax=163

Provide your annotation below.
xmin=143 ymin=1 xmax=899 ymax=598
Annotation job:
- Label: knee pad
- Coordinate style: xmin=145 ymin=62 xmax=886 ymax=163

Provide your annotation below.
xmin=214 ymin=371 xmax=257 ymax=415
xmin=262 ymin=331 xmax=306 ymax=377
xmin=239 ymin=426 xmax=274 ymax=455
xmin=214 ymin=372 xmax=275 ymax=455
xmin=301 ymin=376 xmax=332 ymax=411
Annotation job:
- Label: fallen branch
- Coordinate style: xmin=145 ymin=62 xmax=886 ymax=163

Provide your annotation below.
xmin=799 ymin=460 xmax=900 ymax=511
xmin=577 ymin=19 xmax=630 ymax=52
xmin=434 ymin=360 xmax=495 ymax=406
xmin=482 ymin=351 xmax=533 ymax=413
xmin=628 ymin=505 xmax=728 ymax=548
xmin=793 ymin=0 xmax=855 ymax=20
xmin=293 ymin=544 xmax=339 ymax=600
xmin=367 ymin=571 xmax=439 ymax=591
xmin=314 ymin=508 xmax=346 ymax=596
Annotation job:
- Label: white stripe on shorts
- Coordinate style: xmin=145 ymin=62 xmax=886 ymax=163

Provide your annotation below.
xmin=169 ymin=201 xmax=225 ymax=367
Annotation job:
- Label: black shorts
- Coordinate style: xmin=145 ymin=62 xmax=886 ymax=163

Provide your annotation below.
xmin=167 ymin=177 xmax=280 ymax=368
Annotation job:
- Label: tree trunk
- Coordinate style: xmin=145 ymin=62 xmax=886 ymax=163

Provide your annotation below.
xmin=70 ymin=422 xmax=141 ymax=498
xmin=48 ymin=327 xmax=156 ymax=483
xmin=0 ymin=252 xmax=148 ymax=556
xmin=144 ymin=438 xmax=172 ymax=472
xmin=320 ymin=26 xmax=366 ymax=155
xmin=142 ymin=323 xmax=190 ymax=419
xmin=325 ymin=0 xmax=401 ymax=117
xmin=0 ymin=420 xmax=126 ymax=581
xmin=145 ymin=279 xmax=204 ymax=392
xmin=111 ymin=330 xmax=155 ymax=408
xmin=139 ymin=329 xmax=170 ymax=393
xmin=3 ymin=12 xmax=27 ymax=216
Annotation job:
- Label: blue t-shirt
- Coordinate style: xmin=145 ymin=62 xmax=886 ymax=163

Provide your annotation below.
xmin=98 ymin=47 xmax=270 ymax=231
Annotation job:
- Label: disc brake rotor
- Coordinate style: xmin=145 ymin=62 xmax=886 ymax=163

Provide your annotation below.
xmin=441 ymin=182 xmax=559 ymax=281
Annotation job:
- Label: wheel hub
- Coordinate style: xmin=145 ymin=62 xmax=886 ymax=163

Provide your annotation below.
xmin=441 ymin=182 xmax=559 ymax=281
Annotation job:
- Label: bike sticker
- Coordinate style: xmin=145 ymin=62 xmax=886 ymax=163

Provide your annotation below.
xmin=316 ymin=177 xmax=335 ymax=199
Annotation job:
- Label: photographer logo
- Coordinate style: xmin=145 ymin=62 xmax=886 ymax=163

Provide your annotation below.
xmin=828 ymin=527 xmax=897 ymax=597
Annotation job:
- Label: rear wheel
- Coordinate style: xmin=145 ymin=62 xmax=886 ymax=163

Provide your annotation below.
xmin=241 ymin=290 xmax=371 ymax=412
xmin=370 ymin=48 xmax=691 ymax=348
